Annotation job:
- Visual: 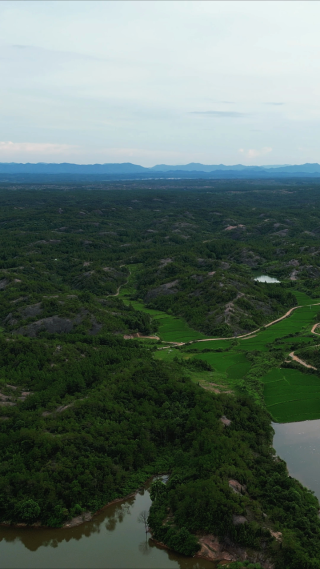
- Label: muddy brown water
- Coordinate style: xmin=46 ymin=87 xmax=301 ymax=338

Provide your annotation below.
xmin=0 ymin=480 xmax=215 ymax=569
xmin=2 ymin=422 xmax=318 ymax=568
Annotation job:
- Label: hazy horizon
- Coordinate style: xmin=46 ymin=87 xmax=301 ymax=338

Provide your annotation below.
xmin=0 ymin=160 xmax=313 ymax=167
xmin=1 ymin=1 xmax=320 ymax=166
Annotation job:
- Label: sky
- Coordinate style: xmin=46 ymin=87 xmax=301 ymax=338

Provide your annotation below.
xmin=1 ymin=1 xmax=320 ymax=166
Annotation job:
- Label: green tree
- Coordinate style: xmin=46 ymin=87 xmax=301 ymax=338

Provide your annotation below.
xmin=15 ymin=499 xmax=40 ymax=523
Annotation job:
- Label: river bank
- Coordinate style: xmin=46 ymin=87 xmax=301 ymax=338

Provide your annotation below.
xmin=0 ymin=492 xmax=140 ymax=531
xmin=0 ymin=475 xmax=274 ymax=568
xmin=0 ymin=476 xmax=159 ymax=531
xmin=0 ymin=480 xmax=216 ymax=569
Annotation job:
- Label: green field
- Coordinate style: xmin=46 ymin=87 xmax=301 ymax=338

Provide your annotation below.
xmin=120 ymin=270 xmax=320 ymax=423
xmin=261 ymin=368 xmax=320 ymax=422
xmin=238 ymin=303 xmax=320 ymax=352
xmin=118 ymin=266 xmax=206 ymax=342
xmin=193 ymin=350 xmax=249 ymax=374
xmin=155 ymin=347 xmax=251 ymax=395
xmin=294 ymin=291 xmax=320 ymax=306
xmin=122 ymin=298 xmax=206 ymax=342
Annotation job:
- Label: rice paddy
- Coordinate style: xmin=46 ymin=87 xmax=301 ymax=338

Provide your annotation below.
xmin=262 ymin=368 xmax=320 ymax=422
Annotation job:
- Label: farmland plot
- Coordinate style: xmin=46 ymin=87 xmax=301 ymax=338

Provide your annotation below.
xmin=262 ymin=368 xmax=320 ymax=422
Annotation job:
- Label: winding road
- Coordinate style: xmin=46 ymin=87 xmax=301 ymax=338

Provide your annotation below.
xmin=312 ymin=323 xmax=320 ymax=336
xmin=117 ymin=267 xmax=320 ymax=358
xmin=106 ymin=265 xmax=131 ymax=298
xmin=158 ymin=303 xmax=320 ymax=348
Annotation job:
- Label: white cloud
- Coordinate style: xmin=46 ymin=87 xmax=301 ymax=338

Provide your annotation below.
xmin=0 ymin=141 xmax=79 ymax=160
xmin=239 ymin=147 xmax=272 ymax=159
xmin=0 ymin=141 xmax=186 ymax=165
xmin=190 ymin=111 xmax=247 ymax=118
xmin=1 ymin=2 xmax=320 ymax=164
xmin=98 ymin=147 xmax=185 ymax=161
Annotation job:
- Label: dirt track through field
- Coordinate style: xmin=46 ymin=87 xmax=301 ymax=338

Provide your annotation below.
xmin=158 ymin=303 xmax=320 ymax=348
xmin=288 ymin=351 xmax=317 ymax=370
xmin=107 ymin=265 xmax=130 ymax=298
xmin=312 ymin=323 xmax=320 ymax=335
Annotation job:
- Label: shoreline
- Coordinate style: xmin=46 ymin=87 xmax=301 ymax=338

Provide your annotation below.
xmin=63 ymin=491 xmax=138 ymax=529
xmin=149 ymin=532 xmax=273 ymax=568
xmin=0 ymin=477 xmax=274 ymax=568
xmin=0 ymin=476 xmax=157 ymax=531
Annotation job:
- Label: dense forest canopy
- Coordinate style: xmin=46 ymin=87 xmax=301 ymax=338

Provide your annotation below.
xmin=1 ymin=179 xmax=320 ymax=568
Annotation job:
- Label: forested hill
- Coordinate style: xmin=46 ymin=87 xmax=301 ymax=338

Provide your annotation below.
xmin=1 ymin=180 xmax=319 ymax=338
xmin=1 ymin=179 xmax=320 ymax=338
xmin=1 ymin=181 xmax=320 ymax=567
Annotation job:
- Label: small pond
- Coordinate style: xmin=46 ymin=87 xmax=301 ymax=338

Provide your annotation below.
xmin=254 ymin=275 xmax=280 ymax=283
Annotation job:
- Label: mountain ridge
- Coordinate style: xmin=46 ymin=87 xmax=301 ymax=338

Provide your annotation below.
xmin=1 ymin=161 xmax=320 ymax=177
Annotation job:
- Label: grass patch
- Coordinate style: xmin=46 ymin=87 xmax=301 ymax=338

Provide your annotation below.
xmin=181 ymin=340 xmax=235 ymax=351
xmin=192 ymin=351 xmax=248 ymax=374
xmin=153 ymin=350 xmax=233 ymax=393
xmin=119 ymin=265 xmax=207 ymax=342
xmin=154 ymin=348 xmax=182 ymax=362
xmin=227 ymin=361 xmax=251 ymax=379
xmin=156 ymin=316 xmax=206 ymax=342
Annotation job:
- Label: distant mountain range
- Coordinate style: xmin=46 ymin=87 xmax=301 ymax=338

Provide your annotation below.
xmin=1 ymin=162 xmax=320 ymax=178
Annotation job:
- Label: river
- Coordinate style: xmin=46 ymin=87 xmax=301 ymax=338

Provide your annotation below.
xmin=0 ymin=480 xmax=215 ymax=569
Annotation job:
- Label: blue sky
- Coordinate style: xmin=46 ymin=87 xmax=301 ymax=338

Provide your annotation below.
xmin=1 ymin=1 xmax=320 ymax=166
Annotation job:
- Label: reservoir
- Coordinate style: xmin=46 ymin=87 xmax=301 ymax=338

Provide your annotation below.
xmin=0 ymin=481 xmax=215 ymax=569
xmin=273 ymin=419 xmax=320 ymax=500
xmin=254 ymin=275 xmax=280 ymax=283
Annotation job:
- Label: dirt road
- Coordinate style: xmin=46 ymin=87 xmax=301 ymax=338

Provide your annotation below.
xmin=288 ymin=351 xmax=317 ymax=370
